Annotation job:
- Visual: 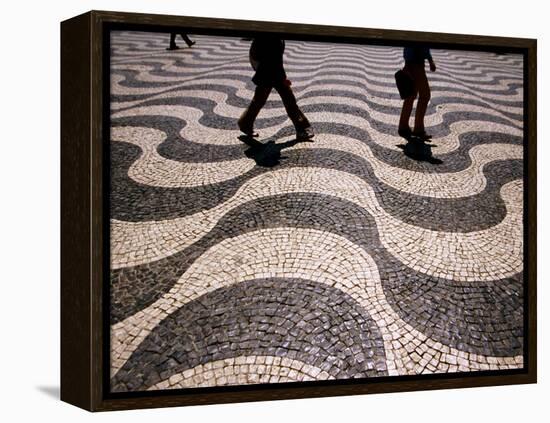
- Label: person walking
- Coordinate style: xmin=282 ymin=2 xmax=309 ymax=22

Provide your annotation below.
xmin=238 ymin=35 xmax=314 ymax=141
xmin=398 ymin=46 xmax=436 ymax=140
xmin=167 ymin=32 xmax=196 ymax=50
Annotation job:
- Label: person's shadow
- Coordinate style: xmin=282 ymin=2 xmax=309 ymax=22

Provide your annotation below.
xmin=397 ymin=136 xmax=443 ymax=165
xmin=238 ymin=135 xmax=306 ymax=167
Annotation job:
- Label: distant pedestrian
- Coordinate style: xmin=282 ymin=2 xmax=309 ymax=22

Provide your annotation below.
xmin=167 ymin=32 xmax=196 ymax=50
xmin=398 ymin=46 xmax=436 ymax=140
xmin=238 ymin=35 xmax=314 ymax=141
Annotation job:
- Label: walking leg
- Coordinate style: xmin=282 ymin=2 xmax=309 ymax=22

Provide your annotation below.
xmin=238 ymin=85 xmax=271 ymax=136
xmin=398 ymin=64 xmax=418 ymax=136
xmin=168 ymin=33 xmax=177 ymax=49
xmin=180 ymin=33 xmax=195 ymax=47
xmin=275 ymin=83 xmax=313 ymax=139
xmin=413 ymin=67 xmax=431 ymax=134
xmin=399 ymin=96 xmax=416 ymax=134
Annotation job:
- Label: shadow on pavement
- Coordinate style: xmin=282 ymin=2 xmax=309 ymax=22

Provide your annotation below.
xmin=238 ymin=135 xmax=311 ymax=167
xmin=397 ymin=136 xmax=443 ymax=165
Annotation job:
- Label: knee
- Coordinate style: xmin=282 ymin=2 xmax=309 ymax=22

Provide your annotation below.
xmin=402 ymin=92 xmax=417 ymax=106
xmin=419 ymin=88 xmax=431 ymax=102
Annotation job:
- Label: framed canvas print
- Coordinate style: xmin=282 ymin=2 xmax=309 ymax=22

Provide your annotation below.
xmin=60 ymin=10 xmax=537 ymax=411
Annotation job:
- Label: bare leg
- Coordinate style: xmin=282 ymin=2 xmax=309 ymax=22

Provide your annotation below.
xmin=398 ymin=64 xmax=419 ymax=134
xmin=412 ymin=66 xmax=431 ymax=134
xmin=399 ymin=95 xmax=416 ymax=132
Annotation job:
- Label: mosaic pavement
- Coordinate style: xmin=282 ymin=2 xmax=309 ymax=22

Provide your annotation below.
xmin=108 ymin=31 xmax=525 ymax=393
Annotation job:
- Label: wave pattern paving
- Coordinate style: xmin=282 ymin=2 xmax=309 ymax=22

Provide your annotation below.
xmin=109 ymin=31 xmax=524 ymax=393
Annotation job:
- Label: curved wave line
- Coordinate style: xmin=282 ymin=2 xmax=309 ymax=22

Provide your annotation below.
xmin=112 ymin=64 xmax=523 ymax=106
xmin=111 ymin=126 xmax=254 ymax=187
xmin=112 ymin=101 xmax=523 ymax=156
xmin=110 ymin=167 xmax=523 ymax=282
xmin=113 ymin=59 xmax=523 ymax=97
xmin=146 ymin=355 xmax=335 ymax=389
xmin=111 ymin=77 xmax=523 ymax=118
xmin=112 ymin=121 xmax=522 ymax=197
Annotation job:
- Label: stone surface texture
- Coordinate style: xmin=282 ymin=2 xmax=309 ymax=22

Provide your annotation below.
xmin=109 ymin=32 xmax=524 ymax=392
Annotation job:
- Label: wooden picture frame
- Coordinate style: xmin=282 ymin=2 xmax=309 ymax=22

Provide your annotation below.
xmin=60 ymin=10 xmax=537 ymax=411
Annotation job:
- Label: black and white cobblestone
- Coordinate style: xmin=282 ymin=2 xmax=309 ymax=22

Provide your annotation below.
xmin=109 ymin=32 xmax=525 ymax=392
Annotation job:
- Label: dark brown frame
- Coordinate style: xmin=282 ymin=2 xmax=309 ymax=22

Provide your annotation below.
xmin=61 ymin=10 xmax=537 ymax=412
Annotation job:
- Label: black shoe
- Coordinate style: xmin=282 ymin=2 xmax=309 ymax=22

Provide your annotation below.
xmin=238 ymin=122 xmax=258 ymax=138
xmin=412 ymin=130 xmax=432 ymax=141
xmin=166 ymin=45 xmax=180 ymax=51
xmin=297 ymin=127 xmax=315 ymax=141
xmin=188 ymin=41 xmax=196 ymax=47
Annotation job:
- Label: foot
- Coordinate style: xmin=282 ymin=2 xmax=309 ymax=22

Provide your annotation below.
xmin=166 ymin=45 xmax=180 ymax=51
xmin=188 ymin=41 xmax=196 ymax=47
xmin=398 ymin=127 xmax=412 ymax=138
xmin=412 ymin=130 xmax=432 ymax=141
xmin=238 ymin=121 xmax=258 ymax=138
xmin=296 ymin=127 xmax=315 ymax=141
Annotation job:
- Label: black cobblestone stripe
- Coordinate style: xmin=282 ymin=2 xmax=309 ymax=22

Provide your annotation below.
xmin=111 ymin=278 xmax=388 ymax=392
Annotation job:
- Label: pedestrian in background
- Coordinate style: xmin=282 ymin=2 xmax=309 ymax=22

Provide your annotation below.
xmin=167 ymin=32 xmax=196 ymax=50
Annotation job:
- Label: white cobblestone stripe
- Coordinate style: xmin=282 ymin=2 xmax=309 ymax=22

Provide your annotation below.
xmin=111 ymin=126 xmax=255 ymax=187
xmin=146 ymin=356 xmax=335 ymax=390
xmin=111 ymin=168 xmax=523 ymax=280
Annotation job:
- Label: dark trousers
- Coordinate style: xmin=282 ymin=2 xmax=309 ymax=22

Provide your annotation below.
xmin=239 ymin=83 xmax=310 ymax=133
xmin=399 ymin=62 xmax=431 ymax=132
xmin=170 ymin=33 xmax=193 ymax=47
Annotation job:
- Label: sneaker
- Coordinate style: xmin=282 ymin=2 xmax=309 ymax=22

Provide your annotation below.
xmin=297 ymin=127 xmax=315 ymax=141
